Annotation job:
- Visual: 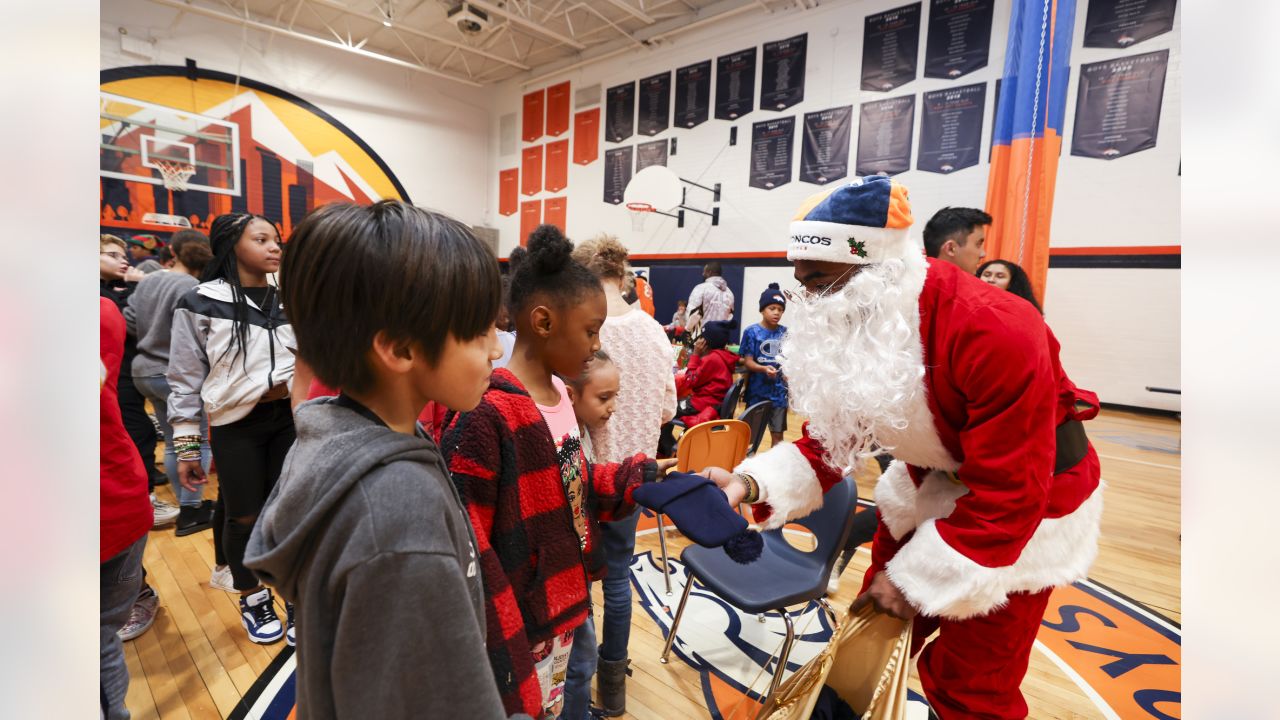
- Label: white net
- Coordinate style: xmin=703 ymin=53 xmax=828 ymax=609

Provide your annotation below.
xmin=627 ymin=202 xmax=652 ymax=232
xmin=155 ymin=159 xmax=197 ymax=191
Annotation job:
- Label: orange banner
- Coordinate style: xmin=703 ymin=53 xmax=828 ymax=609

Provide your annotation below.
xmin=522 ymin=89 xmax=545 ymax=142
xmin=498 ymin=168 xmax=519 ymax=216
xmin=521 ymin=146 xmax=543 ymax=196
xmin=573 ymin=108 xmax=600 ymax=165
xmin=546 ymin=81 xmax=571 ymax=137
xmin=544 ymin=197 xmax=567 ymax=232
xmin=545 ymin=139 xmax=569 ymax=193
xmin=519 ymin=200 xmax=542 ymax=246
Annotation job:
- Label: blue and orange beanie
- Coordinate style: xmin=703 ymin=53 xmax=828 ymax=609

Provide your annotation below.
xmin=759 ymin=283 xmax=786 ymax=311
xmin=788 ymin=175 xmax=915 ymax=265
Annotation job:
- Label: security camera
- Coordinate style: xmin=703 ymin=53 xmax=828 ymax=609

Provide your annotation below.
xmin=448 ymin=2 xmax=490 ymax=34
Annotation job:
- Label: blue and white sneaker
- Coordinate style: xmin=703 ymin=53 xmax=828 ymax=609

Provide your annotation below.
xmin=240 ymin=588 xmax=284 ymax=644
xmin=285 ymin=602 xmax=296 ymax=647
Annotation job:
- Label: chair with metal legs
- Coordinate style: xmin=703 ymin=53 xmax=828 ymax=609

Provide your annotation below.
xmin=660 ymin=476 xmax=858 ymax=708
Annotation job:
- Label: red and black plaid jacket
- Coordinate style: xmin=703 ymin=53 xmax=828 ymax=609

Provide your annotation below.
xmin=440 ymin=369 xmax=656 ymax=717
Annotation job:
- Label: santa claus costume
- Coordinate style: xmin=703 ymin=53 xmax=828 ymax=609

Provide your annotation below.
xmin=733 ymin=176 xmax=1103 ymax=719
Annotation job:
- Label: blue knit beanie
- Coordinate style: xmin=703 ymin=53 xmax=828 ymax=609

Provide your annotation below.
xmin=759 ymin=283 xmax=786 ymax=311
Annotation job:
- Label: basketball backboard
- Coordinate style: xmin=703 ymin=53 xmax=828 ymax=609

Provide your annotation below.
xmin=624 ymin=165 xmax=684 ymax=213
xmin=100 ymin=92 xmax=241 ymax=196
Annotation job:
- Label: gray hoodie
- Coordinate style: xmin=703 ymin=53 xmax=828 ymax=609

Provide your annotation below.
xmin=245 ymin=397 xmax=513 ymax=719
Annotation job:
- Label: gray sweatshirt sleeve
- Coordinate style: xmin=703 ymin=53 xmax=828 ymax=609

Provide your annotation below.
xmin=331 ymin=551 xmax=515 ymax=720
xmin=166 ymin=306 xmax=209 ymax=437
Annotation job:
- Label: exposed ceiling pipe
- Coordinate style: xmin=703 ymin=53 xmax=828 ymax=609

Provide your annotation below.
xmin=567 ymin=3 xmax=645 ymax=48
xmin=464 ymin=0 xmax=588 ymax=50
xmin=600 ymin=0 xmax=655 ymax=24
xmin=144 ymin=0 xmax=482 ymax=86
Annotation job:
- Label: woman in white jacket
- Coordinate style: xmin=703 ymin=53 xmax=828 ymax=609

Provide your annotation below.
xmin=168 ymin=212 xmax=297 ymax=645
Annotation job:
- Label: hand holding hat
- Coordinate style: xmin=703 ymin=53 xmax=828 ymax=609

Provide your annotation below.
xmin=633 ymin=472 xmax=763 ymax=564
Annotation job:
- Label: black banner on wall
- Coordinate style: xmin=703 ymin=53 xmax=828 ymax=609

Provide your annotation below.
xmin=862 ymin=3 xmax=921 ymax=92
xmin=856 ymin=95 xmax=916 ymax=176
xmin=924 ymin=0 xmax=993 ymax=79
xmin=636 ymin=139 xmax=670 ymax=171
xmin=715 ymin=48 xmax=757 ymax=120
xmin=800 ymin=106 xmax=852 ymax=185
xmin=675 ymin=60 xmax=712 ymax=129
xmin=606 ymin=82 xmax=635 ymax=143
xmin=603 ymin=146 xmax=633 ymax=204
xmin=761 ymin=34 xmax=807 ymax=111
xmin=1083 ymin=0 xmax=1177 ymax=48
xmin=637 ymin=71 xmax=672 ymax=136
xmin=749 ymin=117 xmax=795 ymax=190
xmin=918 ymin=83 xmax=985 ymax=173
xmin=1071 ymin=49 xmax=1168 ymax=160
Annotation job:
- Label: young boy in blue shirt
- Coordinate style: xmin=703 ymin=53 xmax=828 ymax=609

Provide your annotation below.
xmin=739 ymin=284 xmax=789 ymax=448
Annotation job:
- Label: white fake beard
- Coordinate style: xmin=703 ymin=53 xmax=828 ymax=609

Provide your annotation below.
xmin=779 ymin=253 xmax=928 ymax=471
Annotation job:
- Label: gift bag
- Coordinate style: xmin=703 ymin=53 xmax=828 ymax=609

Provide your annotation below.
xmin=757 ymin=604 xmax=912 ymax=720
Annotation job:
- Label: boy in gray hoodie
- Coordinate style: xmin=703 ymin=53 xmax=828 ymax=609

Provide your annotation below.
xmin=245 ymin=201 xmax=522 ymax=719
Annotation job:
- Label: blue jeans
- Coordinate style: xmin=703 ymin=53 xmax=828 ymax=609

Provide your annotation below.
xmin=561 ymin=615 xmax=597 ymax=720
xmin=134 ymin=375 xmax=211 ymax=507
xmin=598 ymin=510 xmax=640 ymax=661
xmin=101 ymin=535 xmax=146 ymax=720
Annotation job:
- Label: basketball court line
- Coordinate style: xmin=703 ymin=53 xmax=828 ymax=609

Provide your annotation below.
xmin=1033 ymin=640 xmax=1123 ymax=720
xmin=1095 ymin=452 xmax=1181 ymax=471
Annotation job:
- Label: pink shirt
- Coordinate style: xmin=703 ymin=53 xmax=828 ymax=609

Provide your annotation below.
xmin=535 ymin=375 xmax=581 ymax=449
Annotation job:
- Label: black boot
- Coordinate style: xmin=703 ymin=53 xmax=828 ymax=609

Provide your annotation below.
xmin=176 ymin=500 xmax=214 ymax=537
xmin=595 ymin=654 xmax=631 ymax=717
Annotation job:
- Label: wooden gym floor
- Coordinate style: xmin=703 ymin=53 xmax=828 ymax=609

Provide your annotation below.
xmin=123 ymin=407 xmax=1180 ymax=719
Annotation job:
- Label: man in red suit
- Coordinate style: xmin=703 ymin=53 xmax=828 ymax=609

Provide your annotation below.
xmin=712 ymin=176 xmax=1103 ymax=719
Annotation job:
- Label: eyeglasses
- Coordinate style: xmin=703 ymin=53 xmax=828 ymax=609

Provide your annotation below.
xmin=781 ymin=265 xmax=863 ymax=304
xmin=100 ymin=251 xmax=128 ymax=262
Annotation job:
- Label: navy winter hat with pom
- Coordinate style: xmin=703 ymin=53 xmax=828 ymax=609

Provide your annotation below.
xmin=759 ymin=283 xmax=786 ymax=311
xmin=700 ymin=320 xmax=734 ymax=350
xmin=633 ymin=472 xmax=763 ymax=564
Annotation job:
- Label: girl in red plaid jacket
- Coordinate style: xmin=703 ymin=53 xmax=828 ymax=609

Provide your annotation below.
xmin=440 ymin=227 xmax=672 ymax=718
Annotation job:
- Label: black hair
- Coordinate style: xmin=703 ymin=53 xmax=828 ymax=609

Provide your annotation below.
xmin=203 ymin=213 xmax=278 ymax=371
xmin=703 ymin=261 xmax=723 ymax=277
xmin=170 ymin=228 xmax=209 ymax=259
xmin=506 ymin=245 xmax=528 ymax=276
xmin=922 ymin=207 xmax=993 ymax=258
xmin=281 ymin=200 xmax=502 ymax=394
xmin=156 ymin=245 xmax=174 ymax=264
xmin=508 ymin=224 xmax=602 ymax=315
xmin=976 ymin=259 xmax=1041 ymax=314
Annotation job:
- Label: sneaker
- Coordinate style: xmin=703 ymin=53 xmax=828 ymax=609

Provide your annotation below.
xmin=240 ymin=588 xmax=284 ymax=644
xmin=118 ymin=586 xmax=159 ymax=641
xmin=210 ymin=564 xmax=236 ymax=593
xmin=151 ymin=494 xmax=179 ymax=527
xmin=285 ymin=602 xmax=295 ymax=647
xmin=826 ymin=572 xmax=841 ymax=596
xmin=175 ymin=500 xmax=214 ymax=537
xmin=149 ymin=412 xmax=163 ymax=440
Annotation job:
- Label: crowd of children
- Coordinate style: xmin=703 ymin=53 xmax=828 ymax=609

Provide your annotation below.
xmin=99 ymin=195 xmax=1044 ymax=720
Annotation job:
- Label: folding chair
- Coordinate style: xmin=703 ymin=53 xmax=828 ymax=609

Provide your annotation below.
xmin=737 ymin=400 xmax=774 ymax=456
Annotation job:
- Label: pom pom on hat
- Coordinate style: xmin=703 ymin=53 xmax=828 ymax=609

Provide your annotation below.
xmin=633 ymin=472 xmax=763 ymax=565
xmin=759 ymin=283 xmax=786 ymax=311
xmin=788 ymin=175 xmax=915 ymax=265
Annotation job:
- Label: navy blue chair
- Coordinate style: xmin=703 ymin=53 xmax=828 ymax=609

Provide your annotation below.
xmin=737 ymin=400 xmax=774 ymax=456
xmin=718 ymin=376 xmax=746 ymax=419
xmin=660 ymin=476 xmax=858 ymax=705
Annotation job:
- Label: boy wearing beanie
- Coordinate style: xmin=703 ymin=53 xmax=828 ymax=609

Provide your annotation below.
xmin=740 ymin=284 xmax=789 ymax=448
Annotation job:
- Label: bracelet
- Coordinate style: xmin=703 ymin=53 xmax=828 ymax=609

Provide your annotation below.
xmin=174 ymin=435 xmax=203 ymax=462
xmin=736 ymin=472 xmax=760 ymax=504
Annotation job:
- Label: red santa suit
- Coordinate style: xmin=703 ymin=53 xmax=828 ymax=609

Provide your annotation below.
xmin=735 ymin=178 xmax=1102 ymax=719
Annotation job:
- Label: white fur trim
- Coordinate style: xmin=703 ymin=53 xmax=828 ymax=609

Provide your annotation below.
xmin=788 ymin=220 xmax=911 ymax=265
xmin=871 ymin=461 xmax=917 ymax=540
xmin=885 ymin=483 xmax=1105 ymax=620
xmin=735 ymin=442 xmax=826 ymax=531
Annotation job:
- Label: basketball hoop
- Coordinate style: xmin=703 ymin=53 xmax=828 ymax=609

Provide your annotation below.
xmin=154 ymin=159 xmax=197 ymax=192
xmin=627 ymin=202 xmax=655 ymax=231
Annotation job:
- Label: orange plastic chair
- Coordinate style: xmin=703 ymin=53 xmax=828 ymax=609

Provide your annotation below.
xmin=654 ymin=419 xmax=752 ymax=594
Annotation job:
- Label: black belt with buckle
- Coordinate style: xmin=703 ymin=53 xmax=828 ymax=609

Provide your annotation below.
xmin=1054 ymin=419 xmax=1089 ymax=474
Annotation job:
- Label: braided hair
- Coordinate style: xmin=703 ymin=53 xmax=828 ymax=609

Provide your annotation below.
xmin=203 ymin=213 xmax=279 ymax=371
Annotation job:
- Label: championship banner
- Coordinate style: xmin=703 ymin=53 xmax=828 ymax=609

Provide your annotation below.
xmin=715 ymin=48 xmax=758 ymax=120
xmin=924 ymin=0 xmax=994 ymax=79
xmin=799 ymin=106 xmax=852 ymax=185
xmin=498 ymin=168 xmax=519 ymax=216
xmin=918 ymin=83 xmax=985 ymax=173
xmin=761 ymin=34 xmax=807 ymax=111
xmin=544 ymin=196 xmax=567 ymax=232
xmin=544 ymin=139 xmax=570 ymax=192
xmin=1071 ymin=49 xmax=1169 ymax=159
xmin=749 ymin=116 xmax=795 ymax=190
xmin=675 ymin=60 xmax=712 ymax=129
xmin=522 ymin=89 xmax=545 ymax=142
xmin=606 ymin=82 xmax=636 ymax=143
xmin=573 ymin=108 xmax=600 ymax=165
xmin=1083 ymin=0 xmax=1177 ymax=48
xmin=856 ymin=95 xmax=915 ymax=176
xmin=521 ymin=145 xmax=543 ymax=196
xmin=636 ymin=139 xmax=670 ymax=171
xmin=603 ymin=146 xmax=633 ymax=204
xmin=519 ymin=200 xmax=541 ymax=245
xmin=861 ymin=3 xmax=921 ymax=92
xmin=638 ymin=71 xmax=673 ymax=136
xmin=546 ymin=81 xmax=571 ymax=137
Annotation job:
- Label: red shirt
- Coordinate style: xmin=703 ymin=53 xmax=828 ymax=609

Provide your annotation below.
xmin=100 ymin=298 xmax=152 ymax=563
